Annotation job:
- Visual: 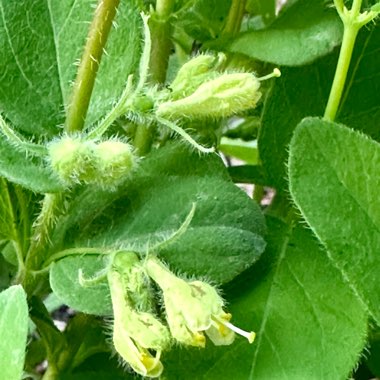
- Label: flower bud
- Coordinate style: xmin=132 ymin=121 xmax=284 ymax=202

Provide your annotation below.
xmin=47 ymin=135 xmax=97 ymax=185
xmin=157 ymin=73 xmax=262 ymax=120
xmin=92 ymin=140 xmax=135 ymax=189
xmin=169 ymin=54 xmax=219 ymax=100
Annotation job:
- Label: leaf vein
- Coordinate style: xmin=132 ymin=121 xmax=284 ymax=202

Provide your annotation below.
xmin=46 ymin=0 xmax=65 ymax=107
xmin=0 ymin=1 xmax=32 ymax=87
xmin=248 ymin=225 xmax=292 ymax=379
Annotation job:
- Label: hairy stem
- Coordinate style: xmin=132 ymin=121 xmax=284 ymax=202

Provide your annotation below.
xmin=65 ymin=0 xmax=120 ymax=133
xmin=134 ymin=0 xmax=175 ymax=154
xmin=149 ymin=0 xmax=175 ymax=84
xmin=22 ymin=193 xmax=65 ymax=295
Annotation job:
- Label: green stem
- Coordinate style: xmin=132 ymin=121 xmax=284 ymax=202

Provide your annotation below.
xmin=133 ymin=123 xmax=155 ymax=156
xmin=324 ymin=0 xmax=364 ymax=121
xmin=324 ymin=25 xmax=359 ymax=121
xmin=86 ymin=75 xmax=134 ymax=140
xmin=65 ymin=0 xmax=120 ymax=134
xmin=41 ymin=364 xmax=59 ymax=380
xmin=44 ymin=247 xmax=111 ymax=268
xmin=22 ymin=193 xmax=65 ymax=295
xmin=133 ymin=0 xmax=175 ymax=154
xmin=220 ymin=0 xmax=247 ymax=70
xmin=224 ymin=0 xmax=247 ymax=36
xmin=149 ymin=0 xmax=175 ymax=84
xmin=351 ymin=0 xmax=363 ymax=15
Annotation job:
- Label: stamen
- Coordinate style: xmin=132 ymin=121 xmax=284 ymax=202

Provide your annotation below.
xmin=213 ymin=315 xmax=256 ymax=343
xmin=258 ymin=68 xmax=281 ymax=82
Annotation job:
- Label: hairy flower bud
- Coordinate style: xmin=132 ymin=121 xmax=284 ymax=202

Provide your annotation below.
xmin=169 ymin=54 xmax=219 ymax=100
xmin=48 ymin=136 xmax=136 ymax=189
xmin=157 ymin=73 xmax=262 ymax=119
xmin=92 ymin=140 xmax=135 ymax=189
xmin=47 ymin=135 xmax=96 ymax=185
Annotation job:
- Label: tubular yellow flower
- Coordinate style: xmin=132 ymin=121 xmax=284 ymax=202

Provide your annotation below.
xmin=145 ymin=256 xmax=255 ymax=347
xmin=108 ymin=252 xmax=170 ymax=378
xmin=113 ymin=312 xmax=164 ymax=378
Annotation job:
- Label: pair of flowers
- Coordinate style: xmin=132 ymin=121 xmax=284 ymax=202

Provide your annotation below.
xmin=107 ymin=252 xmax=255 ymax=378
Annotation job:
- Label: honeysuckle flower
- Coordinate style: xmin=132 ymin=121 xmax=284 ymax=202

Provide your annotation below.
xmin=157 ymin=72 xmax=262 ymax=120
xmin=156 ymin=68 xmax=280 ymax=120
xmin=145 ymin=256 xmax=255 ymax=347
xmin=108 ymin=253 xmax=170 ymax=378
xmin=113 ymin=312 xmax=164 ymax=378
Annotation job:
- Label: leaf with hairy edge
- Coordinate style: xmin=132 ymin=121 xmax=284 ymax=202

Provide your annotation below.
xmin=259 ymin=25 xmax=380 ymax=191
xmin=0 ymin=134 xmax=64 ymax=193
xmin=50 ymin=143 xmax=266 ymax=314
xmin=0 ymin=285 xmax=29 ymax=380
xmin=289 ymin=117 xmax=380 ymax=323
xmin=162 ymin=217 xmax=368 ymax=380
xmin=0 ymin=1 xmax=141 ymax=136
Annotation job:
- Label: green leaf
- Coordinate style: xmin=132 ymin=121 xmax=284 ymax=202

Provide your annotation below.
xmin=163 ymin=217 xmax=368 ymax=379
xmin=0 ymin=134 xmax=64 ymax=193
xmin=219 ymin=137 xmax=258 ymax=164
xmin=0 ymin=1 xmax=64 ymax=136
xmin=367 ymin=329 xmax=380 ymax=376
xmin=176 ymin=0 xmax=231 ymax=42
xmin=65 ymin=314 xmax=110 ymax=370
xmin=24 ymin=339 xmax=46 ymax=375
xmin=289 ymin=117 xmax=380 ymax=323
xmin=68 ymin=353 xmax=135 ymax=380
xmin=216 ymin=0 xmax=342 ymax=66
xmin=63 ymin=372 xmax=132 ymax=380
xmin=0 ymin=285 xmax=29 ymax=380
xmin=50 ymin=255 xmax=111 ymax=316
xmin=371 ymin=2 xmax=380 ymax=12
xmin=0 ymin=253 xmax=13 ymax=291
xmin=0 ymin=179 xmax=15 ymax=240
xmin=246 ymin=0 xmax=276 ymax=26
xmin=227 ymin=165 xmax=270 ymax=186
xmin=29 ymin=296 xmax=67 ymax=363
xmin=0 ymin=1 xmax=141 ymax=136
xmin=83 ymin=3 xmax=142 ymax=127
xmin=259 ymin=25 xmax=380 ymax=191
xmin=50 ymin=143 xmax=266 ymax=314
